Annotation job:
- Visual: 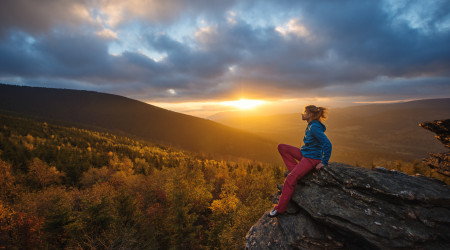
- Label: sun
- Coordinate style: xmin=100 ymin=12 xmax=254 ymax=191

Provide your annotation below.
xmin=220 ymin=98 xmax=267 ymax=110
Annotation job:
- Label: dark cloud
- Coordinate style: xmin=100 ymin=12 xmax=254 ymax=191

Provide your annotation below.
xmin=211 ymin=0 xmax=450 ymax=98
xmin=35 ymin=32 xmax=111 ymax=74
xmin=293 ymin=0 xmax=450 ymax=76
xmin=0 ymin=32 xmax=42 ymax=76
xmin=0 ymin=30 xmax=110 ymax=78
xmin=0 ymin=0 xmax=94 ymax=37
xmin=0 ymin=0 xmax=449 ymax=103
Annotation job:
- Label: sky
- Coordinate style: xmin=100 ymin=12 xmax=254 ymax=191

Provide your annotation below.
xmin=1 ymin=0 xmax=450 ymax=117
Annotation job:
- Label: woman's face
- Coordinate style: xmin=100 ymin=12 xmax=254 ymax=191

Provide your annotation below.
xmin=301 ymin=110 xmax=313 ymax=120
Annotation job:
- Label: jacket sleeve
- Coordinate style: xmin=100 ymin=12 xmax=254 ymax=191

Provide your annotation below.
xmin=310 ymin=124 xmax=332 ymax=166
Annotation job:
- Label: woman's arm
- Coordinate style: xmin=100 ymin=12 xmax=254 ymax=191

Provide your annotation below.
xmin=310 ymin=124 xmax=332 ymax=166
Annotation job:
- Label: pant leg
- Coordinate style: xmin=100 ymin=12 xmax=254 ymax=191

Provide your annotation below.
xmin=275 ymin=157 xmax=321 ymax=213
xmin=278 ymin=144 xmax=303 ymax=172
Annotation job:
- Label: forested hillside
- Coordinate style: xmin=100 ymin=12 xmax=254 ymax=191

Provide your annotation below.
xmin=0 ymin=84 xmax=279 ymax=163
xmin=0 ymin=113 xmax=284 ymax=249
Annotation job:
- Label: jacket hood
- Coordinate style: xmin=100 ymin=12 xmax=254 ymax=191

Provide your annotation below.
xmin=310 ymin=120 xmax=326 ymax=132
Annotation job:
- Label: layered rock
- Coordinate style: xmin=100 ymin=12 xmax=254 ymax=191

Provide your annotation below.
xmin=246 ymin=163 xmax=450 ymax=249
xmin=420 ymin=119 xmax=450 ymax=176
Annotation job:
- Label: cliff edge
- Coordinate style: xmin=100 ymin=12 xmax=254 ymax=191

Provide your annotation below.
xmin=420 ymin=119 xmax=450 ymax=177
xmin=246 ymin=120 xmax=450 ymax=249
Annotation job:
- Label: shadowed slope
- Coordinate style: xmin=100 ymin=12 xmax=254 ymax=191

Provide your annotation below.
xmin=0 ymin=84 xmax=279 ymax=163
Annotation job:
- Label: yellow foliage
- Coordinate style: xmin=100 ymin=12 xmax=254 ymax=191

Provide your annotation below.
xmin=109 ymin=155 xmax=134 ymax=175
xmin=24 ymin=134 xmax=35 ymax=150
xmin=0 ymin=160 xmax=16 ymax=200
xmin=78 ymin=182 xmax=118 ymax=210
xmin=27 ymin=158 xmax=65 ymax=188
xmin=134 ymin=158 xmax=152 ymax=175
xmin=0 ymin=200 xmax=15 ymax=224
xmin=0 ymin=114 xmax=288 ymax=249
xmin=15 ymin=186 xmax=73 ymax=218
xmin=210 ymin=195 xmax=239 ymax=215
xmin=80 ymin=167 xmax=113 ymax=187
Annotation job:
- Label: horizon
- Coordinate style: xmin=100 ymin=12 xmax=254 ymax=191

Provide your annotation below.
xmin=1 ymin=1 xmax=449 ymax=117
xmin=2 ymin=82 xmax=448 ymax=119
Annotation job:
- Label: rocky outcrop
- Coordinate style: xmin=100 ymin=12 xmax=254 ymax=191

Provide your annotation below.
xmin=420 ymin=119 xmax=450 ymax=176
xmin=245 ymin=162 xmax=450 ymax=249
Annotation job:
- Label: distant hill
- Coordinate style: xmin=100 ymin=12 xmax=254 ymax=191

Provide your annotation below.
xmin=0 ymin=83 xmax=279 ymax=163
xmin=212 ymin=99 xmax=450 ymax=166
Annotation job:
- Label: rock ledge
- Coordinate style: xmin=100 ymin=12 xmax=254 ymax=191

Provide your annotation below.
xmin=420 ymin=119 xmax=450 ymax=176
xmin=246 ymin=163 xmax=450 ymax=249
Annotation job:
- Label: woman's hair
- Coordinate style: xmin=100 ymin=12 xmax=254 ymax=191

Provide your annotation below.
xmin=304 ymin=105 xmax=328 ymax=122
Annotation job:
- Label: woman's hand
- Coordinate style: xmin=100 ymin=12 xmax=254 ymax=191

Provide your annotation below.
xmin=315 ymin=163 xmax=325 ymax=170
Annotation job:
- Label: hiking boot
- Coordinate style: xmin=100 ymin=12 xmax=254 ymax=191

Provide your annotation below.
xmin=269 ymin=208 xmax=283 ymax=218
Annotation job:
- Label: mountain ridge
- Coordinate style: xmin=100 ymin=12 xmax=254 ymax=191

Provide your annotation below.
xmin=0 ymin=83 xmax=280 ymax=163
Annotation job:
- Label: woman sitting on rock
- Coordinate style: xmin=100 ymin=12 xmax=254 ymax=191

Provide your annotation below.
xmin=270 ymin=105 xmax=332 ymax=217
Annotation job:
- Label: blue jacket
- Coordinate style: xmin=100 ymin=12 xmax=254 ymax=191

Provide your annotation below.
xmin=300 ymin=120 xmax=332 ymax=166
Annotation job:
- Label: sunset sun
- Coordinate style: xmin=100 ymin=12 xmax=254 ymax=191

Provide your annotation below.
xmin=220 ymin=99 xmax=267 ymax=110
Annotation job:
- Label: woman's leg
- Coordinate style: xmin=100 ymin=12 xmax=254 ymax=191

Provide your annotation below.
xmin=275 ymin=157 xmax=321 ymax=213
xmin=278 ymin=144 xmax=303 ymax=172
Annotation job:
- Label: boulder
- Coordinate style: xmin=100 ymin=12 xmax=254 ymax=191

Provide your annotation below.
xmin=246 ymin=163 xmax=450 ymax=249
xmin=420 ymin=119 xmax=450 ymax=148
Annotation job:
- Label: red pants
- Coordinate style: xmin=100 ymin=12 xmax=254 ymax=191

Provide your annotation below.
xmin=275 ymin=144 xmax=321 ymax=213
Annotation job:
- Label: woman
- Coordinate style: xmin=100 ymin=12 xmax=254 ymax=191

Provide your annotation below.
xmin=269 ymin=105 xmax=332 ymax=217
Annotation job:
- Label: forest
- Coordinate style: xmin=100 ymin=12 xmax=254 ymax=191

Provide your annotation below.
xmin=0 ymin=113 xmax=285 ymax=249
xmin=0 ymin=113 xmax=447 ymax=249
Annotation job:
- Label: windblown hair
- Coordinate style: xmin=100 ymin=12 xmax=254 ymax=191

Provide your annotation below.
xmin=304 ymin=105 xmax=328 ymax=122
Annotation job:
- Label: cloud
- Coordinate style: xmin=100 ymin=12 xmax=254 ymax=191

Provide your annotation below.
xmin=0 ymin=0 xmax=449 ymax=104
xmin=91 ymin=0 xmax=238 ymax=28
xmin=292 ymin=0 xmax=450 ymax=75
xmin=0 ymin=0 xmax=98 ymax=36
xmin=220 ymin=0 xmax=450 ymax=95
xmin=97 ymin=28 xmax=119 ymax=39
xmin=275 ymin=18 xmax=310 ymax=38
